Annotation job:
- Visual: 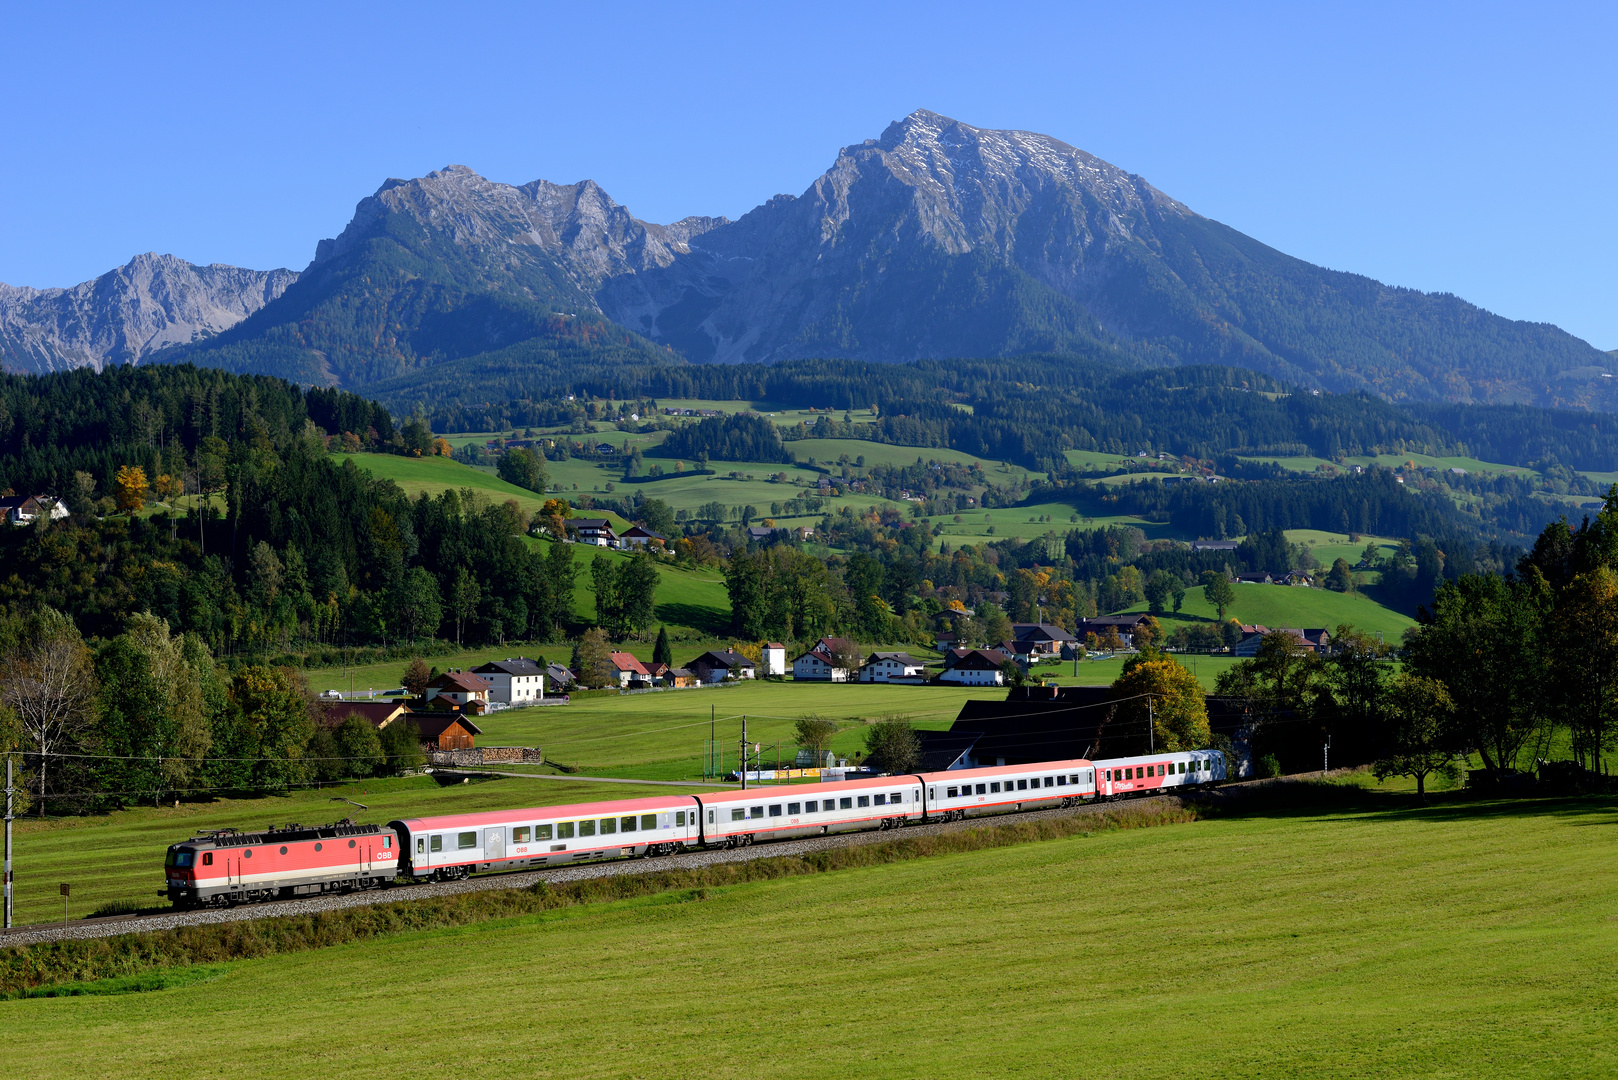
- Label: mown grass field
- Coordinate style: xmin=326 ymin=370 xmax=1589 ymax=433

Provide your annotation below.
xmin=332 ymin=452 xmax=567 ymax=518
xmin=925 ymin=501 xmax=1179 ymax=546
xmin=6 ymin=793 xmax=1616 ymax=1077
xmin=0 ymin=775 xmax=710 ymax=927
xmin=1120 ymin=583 xmax=1417 ymax=640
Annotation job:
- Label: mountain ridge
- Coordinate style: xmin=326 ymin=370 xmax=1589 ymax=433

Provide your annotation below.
xmin=3 ymin=110 xmax=1612 ymax=411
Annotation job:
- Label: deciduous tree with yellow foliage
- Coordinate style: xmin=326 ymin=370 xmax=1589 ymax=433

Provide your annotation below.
xmin=1110 ymin=647 xmax=1210 ymax=755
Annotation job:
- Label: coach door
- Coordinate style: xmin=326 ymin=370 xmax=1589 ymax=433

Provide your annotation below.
xmin=484 ymin=827 xmax=504 ymax=866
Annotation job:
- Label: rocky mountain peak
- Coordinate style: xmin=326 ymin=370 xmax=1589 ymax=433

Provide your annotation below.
xmin=0 ymin=254 xmax=297 ymax=374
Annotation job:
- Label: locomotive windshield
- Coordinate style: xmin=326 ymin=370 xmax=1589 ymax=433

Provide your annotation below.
xmin=166 ymin=849 xmax=194 ymax=868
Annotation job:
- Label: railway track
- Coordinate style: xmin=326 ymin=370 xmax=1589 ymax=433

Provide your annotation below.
xmin=0 ymin=790 xmax=1209 ymax=949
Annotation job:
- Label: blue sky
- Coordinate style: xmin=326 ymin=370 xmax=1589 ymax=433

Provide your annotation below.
xmin=3 ymin=1 xmax=1614 ymax=347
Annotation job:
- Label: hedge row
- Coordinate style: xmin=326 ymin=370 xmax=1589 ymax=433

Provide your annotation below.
xmin=0 ymin=802 xmax=1197 ymax=997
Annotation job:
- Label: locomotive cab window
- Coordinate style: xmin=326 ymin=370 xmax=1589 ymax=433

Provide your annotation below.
xmin=384 ymin=835 xmax=392 ymax=848
xmin=202 ymin=852 xmax=213 ymax=866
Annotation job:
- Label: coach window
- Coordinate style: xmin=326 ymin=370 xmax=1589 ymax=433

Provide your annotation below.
xmin=536 ymin=824 xmax=553 ymax=840
xmin=1045 ymin=777 xmax=1055 ymax=788
xmin=600 ymin=818 xmax=616 ymax=835
xmin=513 ymin=827 xmax=531 ymax=843
xmin=1018 ymin=779 xmax=1029 ymax=790
xmin=891 ymin=792 xmax=902 ymax=804
xmin=973 ymin=784 xmax=984 ymax=795
xmin=708 ymin=810 xmax=717 ymax=824
xmin=580 ymin=820 xmax=597 ymax=837
xmin=990 ymin=782 xmax=1000 ymax=793
xmin=947 ymin=786 xmax=959 ymax=798
xmin=621 ymin=816 xmax=637 ymax=833
xmin=430 ymin=835 xmax=443 ymax=852
xmin=1069 ymin=774 xmax=1079 ymax=784
xmin=839 ymin=797 xmax=853 ymax=810
xmin=642 ymin=814 xmax=658 ymax=830
xmin=855 ymin=796 xmax=868 ymax=807
xmin=458 ymin=832 xmax=477 ymax=849
xmin=873 ymin=794 xmax=887 ymax=806
xmin=749 ymin=806 xmax=764 ymax=820
xmin=416 ymin=838 xmax=425 ymax=855
xmin=1125 ymin=768 xmax=1133 ymax=780
xmin=929 ymin=787 xmax=936 ymax=799
xmin=558 ymin=822 xmax=575 ymax=839
xmin=769 ymin=805 xmax=783 ymax=817
xmin=805 ymin=801 xmax=818 ymax=813
xmin=676 ymin=811 xmax=687 ymax=827
xmin=1056 ymin=776 xmax=1067 ymax=787
xmin=731 ymin=808 xmax=746 ymax=822
xmin=788 ymin=803 xmax=801 ymax=815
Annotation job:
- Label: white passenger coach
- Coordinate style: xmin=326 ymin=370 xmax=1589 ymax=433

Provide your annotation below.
xmin=385 ymin=751 xmax=1224 ymax=883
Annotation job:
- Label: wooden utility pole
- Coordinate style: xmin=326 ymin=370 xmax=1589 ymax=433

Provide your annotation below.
xmin=740 ymin=715 xmax=748 ymax=791
xmin=4 ymin=755 xmax=13 ymax=930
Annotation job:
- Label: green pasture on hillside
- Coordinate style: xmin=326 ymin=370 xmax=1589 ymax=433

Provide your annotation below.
xmin=1120 ymin=583 xmax=1417 ymax=640
xmin=1062 ymin=448 xmax=1154 ymax=471
xmin=0 ymin=775 xmax=710 ymax=927
xmin=8 ymin=794 xmax=1617 ymax=1076
xmin=925 ymin=501 xmax=1178 ymax=548
xmin=1282 ymin=529 xmax=1404 ymax=569
xmin=1245 ymin=451 xmax=1531 ymax=477
xmin=332 ymin=453 xmax=565 ymax=517
xmin=787 ymin=437 xmax=1037 ymax=479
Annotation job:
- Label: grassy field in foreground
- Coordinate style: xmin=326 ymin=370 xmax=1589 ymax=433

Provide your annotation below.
xmin=6 ymin=795 xmax=1616 ymax=1077
xmin=0 ymin=775 xmax=710 ymax=927
xmin=1121 ymin=583 xmax=1417 ymax=640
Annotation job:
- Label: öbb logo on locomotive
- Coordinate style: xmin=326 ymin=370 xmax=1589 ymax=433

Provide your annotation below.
xmin=163 ymin=751 xmax=1224 ymax=907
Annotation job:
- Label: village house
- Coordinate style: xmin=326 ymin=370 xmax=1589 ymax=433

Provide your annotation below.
xmin=471 ymin=658 xmax=546 ymax=704
xmin=792 ymin=637 xmax=859 ymax=682
xmin=1010 ymin=622 xmax=1078 ymax=659
xmin=689 ymin=649 xmax=756 ymax=684
xmin=0 ymin=495 xmax=69 ymax=524
xmin=858 ymin=651 xmax=927 ymax=683
xmin=620 ymin=525 xmax=666 ymax=549
xmin=608 ymin=652 xmax=651 ymax=688
xmin=545 ymin=662 xmax=576 ymax=692
xmin=413 ymin=713 xmax=482 ymax=751
xmin=570 ymin=518 xmax=619 ymax=547
xmin=762 ymin=642 xmax=787 ymax=676
xmin=1234 ymin=627 xmax=1333 ymax=657
xmin=1077 ymin=614 xmax=1152 ymax=647
xmin=325 ymin=700 xmax=412 ymax=730
xmin=663 ymin=667 xmax=698 ymax=688
xmin=938 ymin=648 xmax=1012 ymax=687
xmin=424 ymin=670 xmax=492 ymax=713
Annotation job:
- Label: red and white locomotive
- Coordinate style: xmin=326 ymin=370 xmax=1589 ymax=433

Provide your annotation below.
xmin=165 ymin=751 xmax=1223 ymax=905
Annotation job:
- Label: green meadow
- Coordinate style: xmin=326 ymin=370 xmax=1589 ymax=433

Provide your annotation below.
xmin=5 ymin=792 xmax=1615 ymax=1078
xmin=1120 ymin=583 xmax=1418 ymax=640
